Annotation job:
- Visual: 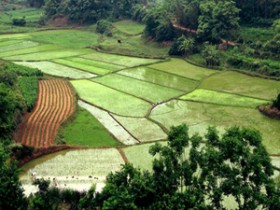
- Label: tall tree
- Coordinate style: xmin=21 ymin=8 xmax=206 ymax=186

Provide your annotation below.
xmin=198 ymin=0 xmax=240 ymax=41
xmin=0 ymin=144 xmax=27 ymax=210
xmin=92 ymin=124 xmax=279 ymax=209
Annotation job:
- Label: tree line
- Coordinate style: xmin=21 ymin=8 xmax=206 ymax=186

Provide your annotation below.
xmin=1 ymin=123 xmax=279 ymax=209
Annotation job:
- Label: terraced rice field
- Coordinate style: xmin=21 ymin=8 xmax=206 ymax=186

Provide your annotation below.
xmin=71 ymin=80 xmax=151 ymax=117
xmin=15 ymin=61 xmax=96 ymax=79
xmin=82 ymin=51 xmax=161 ymax=67
xmin=15 ymin=80 xmax=75 ymax=148
xmin=1 ymin=26 xmax=278 ymax=196
xmin=180 ymin=89 xmax=269 ymax=108
xmin=93 ymin=74 xmax=184 ymax=103
xmin=20 ymin=149 xmax=125 ymax=194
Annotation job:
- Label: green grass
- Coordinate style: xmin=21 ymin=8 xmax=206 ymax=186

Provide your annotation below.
xmin=82 ymin=50 xmax=161 ymax=67
xmin=149 ymin=58 xmax=217 ymax=80
xmin=150 ymin=100 xmax=280 ymax=155
xmin=0 ymin=40 xmax=39 ymax=52
xmin=54 ymin=59 xmax=111 ymax=75
xmin=15 ymin=61 xmax=96 ymax=79
xmin=94 ymin=34 xmax=169 ymax=56
xmin=113 ymin=20 xmax=145 ymax=35
xmin=4 ymin=49 xmax=92 ymax=61
xmin=30 ymin=30 xmax=100 ymax=48
xmin=93 ymin=74 xmax=184 ymax=103
xmin=118 ymin=66 xmax=199 ymax=92
xmin=180 ymin=89 xmax=269 ymax=108
xmin=113 ymin=115 xmax=167 ymax=142
xmin=71 ymin=80 xmax=151 ymax=117
xmin=0 ymin=33 xmax=30 ymax=41
xmin=66 ymin=57 xmax=124 ymax=71
xmin=199 ymin=71 xmax=280 ymax=100
xmin=0 ymin=44 xmax=59 ymax=57
xmin=60 ymin=108 xmax=120 ymax=147
xmin=0 ymin=40 xmax=22 ymax=47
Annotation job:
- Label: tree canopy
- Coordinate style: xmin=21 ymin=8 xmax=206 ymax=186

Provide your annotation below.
xmin=81 ymin=124 xmax=280 ymax=209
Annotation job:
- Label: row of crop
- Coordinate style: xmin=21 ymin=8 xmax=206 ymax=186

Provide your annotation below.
xmin=19 ymin=80 xmax=75 ymax=148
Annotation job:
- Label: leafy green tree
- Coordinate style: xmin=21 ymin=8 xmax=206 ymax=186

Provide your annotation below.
xmin=93 ymin=124 xmax=279 ymax=209
xmin=0 ymin=143 xmax=27 ymax=210
xmin=144 ymin=6 xmax=176 ymax=41
xmin=198 ymin=0 xmax=240 ymax=41
xmin=0 ymin=83 xmax=24 ymax=138
xmin=27 ymin=0 xmax=45 ymax=8
xmin=44 ymin=0 xmax=65 ymax=18
xmin=96 ymin=19 xmax=113 ymax=36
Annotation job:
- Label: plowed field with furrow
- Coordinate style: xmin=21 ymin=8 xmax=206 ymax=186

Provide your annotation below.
xmin=15 ymin=79 xmax=75 ymax=148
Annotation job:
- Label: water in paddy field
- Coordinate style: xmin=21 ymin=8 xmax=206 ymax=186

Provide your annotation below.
xmin=19 ymin=149 xmax=124 ymax=196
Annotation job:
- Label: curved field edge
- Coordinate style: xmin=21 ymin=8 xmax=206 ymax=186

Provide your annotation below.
xmin=56 ymin=105 xmax=121 ymax=148
xmin=15 ymin=80 xmax=75 ymax=148
xmin=78 ymin=100 xmax=138 ymax=145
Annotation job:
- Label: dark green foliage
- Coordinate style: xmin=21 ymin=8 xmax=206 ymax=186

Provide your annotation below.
xmin=131 ymin=4 xmax=147 ymax=22
xmin=0 ymin=144 xmax=27 ymax=210
xmin=169 ymin=35 xmax=195 ymax=56
xmin=92 ymin=124 xmax=279 ymax=209
xmin=12 ymin=17 xmax=26 ymax=26
xmin=3 ymin=63 xmax=43 ymax=77
xmin=0 ymin=69 xmax=17 ymax=86
xmin=0 ymin=62 xmax=41 ymax=140
xmin=10 ymin=143 xmax=34 ymax=160
xmin=44 ymin=0 xmax=65 ymax=18
xmin=0 ymin=83 xmax=24 ymax=138
xmin=234 ymin=0 xmax=280 ymax=24
xmin=96 ymin=19 xmax=112 ymax=36
xmin=18 ymin=76 xmax=39 ymax=111
xmin=201 ymin=42 xmax=220 ymax=66
xmin=144 ymin=7 xmax=176 ymax=42
xmin=198 ymin=0 xmax=240 ymax=41
xmin=27 ymin=0 xmax=45 ymax=8
xmin=29 ymin=179 xmax=84 ymax=210
xmin=272 ymin=93 xmax=280 ymax=110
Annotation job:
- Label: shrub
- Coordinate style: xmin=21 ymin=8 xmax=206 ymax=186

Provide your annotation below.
xmin=169 ymin=36 xmax=195 ymax=56
xmin=96 ymin=19 xmax=112 ymax=36
xmin=18 ymin=76 xmax=39 ymax=111
xmin=10 ymin=144 xmax=34 ymax=160
xmin=12 ymin=17 xmax=26 ymax=26
xmin=3 ymin=63 xmax=43 ymax=77
xmin=201 ymin=43 xmax=220 ymax=66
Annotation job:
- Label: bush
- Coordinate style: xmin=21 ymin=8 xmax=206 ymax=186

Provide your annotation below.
xmin=3 ymin=63 xmax=43 ymax=77
xmin=131 ymin=4 xmax=147 ymax=23
xmin=12 ymin=17 xmax=26 ymax=26
xmin=18 ymin=76 xmax=39 ymax=111
xmin=10 ymin=144 xmax=34 ymax=160
xmin=201 ymin=43 xmax=220 ymax=66
xmin=96 ymin=19 xmax=112 ymax=36
xmin=249 ymin=17 xmax=274 ymax=27
xmin=0 ymin=70 xmax=17 ymax=87
xmin=169 ymin=36 xmax=195 ymax=56
xmin=272 ymin=93 xmax=280 ymax=110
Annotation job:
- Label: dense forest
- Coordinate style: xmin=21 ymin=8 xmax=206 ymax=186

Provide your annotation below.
xmin=25 ymin=0 xmax=280 ymax=76
xmin=0 ymin=0 xmax=280 ymax=209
